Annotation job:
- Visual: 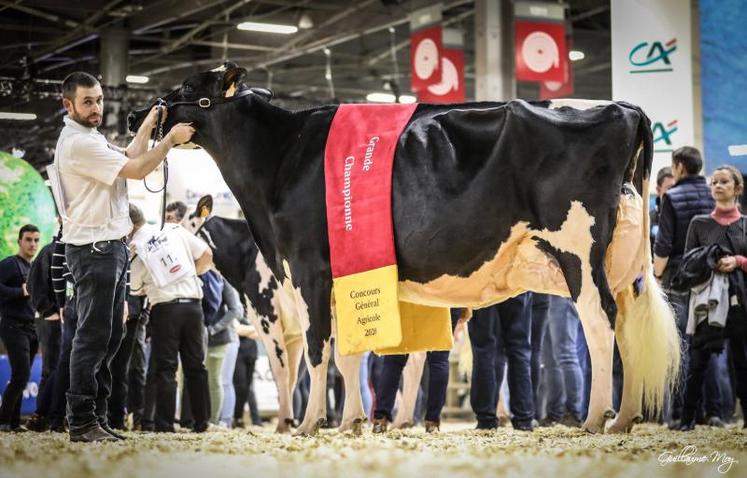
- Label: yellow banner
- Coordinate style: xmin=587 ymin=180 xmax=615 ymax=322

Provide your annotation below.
xmin=334 ymin=265 xmax=453 ymax=356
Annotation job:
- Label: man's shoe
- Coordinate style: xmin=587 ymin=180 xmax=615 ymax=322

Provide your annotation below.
xmin=372 ymin=418 xmax=388 ymax=433
xmin=667 ymin=419 xmax=681 ymax=430
xmin=0 ymin=424 xmax=28 ymax=433
xmin=25 ymin=413 xmax=49 ymax=432
xmin=475 ymin=420 xmax=498 ymax=430
xmin=512 ymin=421 xmax=535 ymax=432
xmin=424 ymin=420 xmax=440 ymax=433
xmin=538 ymin=416 xmax=560 ymax=427
xmin=69 ymin=425 xmax=119 ymax=443
xmin=707 ymin=416 xmax=725 ymax=428
xmin=558 ymin=414 xmax=582 ymax=428
xmin=49 ymin=423 xmax=68 ymax=433
xmin=100 ymin=424 xmax=127 ymax=440
xmin=677 ymin=420 xmax=696 ymax=432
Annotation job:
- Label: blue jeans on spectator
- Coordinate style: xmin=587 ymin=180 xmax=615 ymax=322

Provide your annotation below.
xmin=530 ymin=294 xmax=551 ymax=420
xmin=374 ymin=310 xmax=459 ymax=423
xmin=360 ymin=352 xmax=372 ymax=419
xmin=576 ymin=320 xmax=591 ymax=420
xmin=220 ymin=340 xmax=239 ymax=426
xmin=49 ymin=297 xmax=78 ymax=429
xmin=543 ymin=296 xmax=584 ymax=421
xmin=469 ymin=294 xmax=534 ymax=428
xmin=65 ymin=240 xmax=128 ymax=433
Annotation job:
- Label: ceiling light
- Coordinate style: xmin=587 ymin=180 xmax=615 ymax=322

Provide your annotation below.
xmin=366 ymin=93 xmax=417 ymax=103
xmin=0 ymin=112 xmax=36 ymax=120
xmin=298 ymin=12 xmax=313 ymax=29
xmin=237 ymin=21 xmax=298 ymax=34
xmin=126 ymin=75 xmax=150 ymax=84
xmin=569 ymin=50 xmax=585 ymax=61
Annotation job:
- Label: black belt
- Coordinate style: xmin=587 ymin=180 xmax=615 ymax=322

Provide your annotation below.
xmin=154 ymin=298 xmax=200 ymax=307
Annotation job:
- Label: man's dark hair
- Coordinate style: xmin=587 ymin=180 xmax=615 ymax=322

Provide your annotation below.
xmin=18 ymin=224 xmax=39 ymax=241
xmin=62 ymin=72 xmax=99 ymax=101
xmin=166 ymin=201 xmax=187 ymax=221
xmin=656 ymin=166 xmax=674 ymax=187
xmin=672 ymin=146 xmax=703 ymax=175
xmin=129 ymin=204 xmax=145 ymax=227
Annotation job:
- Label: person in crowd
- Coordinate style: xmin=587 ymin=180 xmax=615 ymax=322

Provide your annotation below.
xmin=538 ymin=296 xmax=584 ymax=427
xmin=653 ymin=146 xmax=719 ymax=428
xmin=47 ymin=226 xmax=76 ymax=432
xmin=25 ymin=227 xmax=62 ymax=432
xmin=233 ymin=319 xmax=262 ymax=427
xmin=651 ymin=167 xmax=676 ymax=249
xmin=54 ymin=71 xmax=194 ymax=442
xmin=165 ymin=201 xmax=188 ymax=225
xmin=0 ymin=224 xmax=40 ymax=432
xmin=469 ymin=294 xmax=535 ymax=431
xmin=679 ymin=165 xmax=747 ymax=431
xmin=530 ymin=294 xmax=551 ymax=422
xmin=372 ymin=309 xmax=461 ymax=433
xmin=129 ymin=204 xmax=213 ymax=433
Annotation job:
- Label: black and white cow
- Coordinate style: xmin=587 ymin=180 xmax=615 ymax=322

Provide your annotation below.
xmin=129 ymin=64 xmax=681 ymax=436
xmin=183 ymin=198 xmax=303 ymax=432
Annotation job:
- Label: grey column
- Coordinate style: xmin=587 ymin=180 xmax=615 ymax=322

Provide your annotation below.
xmin=474 ymin=0 xmax=515 ymax=101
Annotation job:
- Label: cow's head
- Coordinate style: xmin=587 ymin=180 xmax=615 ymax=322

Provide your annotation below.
xmin=184 ymin=194 xmax=214 ymax=234
xmin=127 ymin=62 xmax=272 ymax=147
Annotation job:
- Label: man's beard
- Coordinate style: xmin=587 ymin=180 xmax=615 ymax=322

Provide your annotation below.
xmin=71 ymin=106 xmax=102 ymax=128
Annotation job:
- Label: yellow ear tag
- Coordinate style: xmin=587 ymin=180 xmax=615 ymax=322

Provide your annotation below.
xmin=199 ymin=206 xmax=209 ymax=218
xmin=225 ymin=82 xmax=237 ymax=98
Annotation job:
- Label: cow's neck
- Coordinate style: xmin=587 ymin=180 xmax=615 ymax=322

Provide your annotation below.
xmin=196 ymin=97 xmax=301 ymax=280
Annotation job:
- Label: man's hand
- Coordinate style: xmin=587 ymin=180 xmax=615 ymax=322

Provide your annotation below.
xmin=718 ymin=256 xmax=738 ymax=273
xmin=21 ymin=283 xmax=29 ymax=297
xmin=235 ymin=321 xmax=258 ymax=340
xmin=165 ymin=123 xmax=196 ymax=147
xmin=141 ymin=105 xmax=167 ymax=132
xmin=45 ymin=313 xmax=61 ymax=321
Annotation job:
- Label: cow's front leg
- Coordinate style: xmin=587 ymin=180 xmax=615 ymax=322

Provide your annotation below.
xmin=333 ymin=344 xmax=366 ymax=434
xmin=294 ymin=339 xmax=331 ymax=436
xmin=576 ymin=286 xmax=615 ymax=434
xmin=392 ymin=352 xmax=426 ymax=429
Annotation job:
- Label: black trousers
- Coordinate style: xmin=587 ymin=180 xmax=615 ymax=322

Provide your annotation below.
xmin=65 ymin=240 xmax=128 ymax=432
xmin=108 ymin=315 xmax=146 ymax=427
xmin=0 ymin=322 xmax=38 ymax=427
xmin=34 ymin=317 xmax=61 ymax=417
xmin=49 ymin=297 xmax=78 ymax=428
xmin=127 ymin=316 xmax=148 ymax=424
xmin=233 ymin=341 xmax=261 ymax=424
xmin=150 ymin=301 xmax=209 ymax=432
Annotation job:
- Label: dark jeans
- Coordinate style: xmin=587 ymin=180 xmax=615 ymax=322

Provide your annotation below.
xmin=49 ymin=297 xmax=78 ymax=428
xmin=65 ymin=240 xmax=128 ymax=432
xmin=374 ymin=310 xmax=459 ymax=423
xmin=234 ymin=341 xmax=261 ymax=424
xmin=469 ymin=293 xmax=535 ymax=428
xmin=530 ymin=294 xmax=551 ymax=420
xmin=0 ymin=322 xmax=38 ymax=427
xmin=666 ymin=290 xmax=690 ymax=421
xmin=127 ymin=315 xmax=148 ymax=425
xmin=150 ymin=301 xmax=209 ymax=432
xmin=34 ymin=316 xmax=61 ymax=416
xmin=682 ymin=333 xmax=747 ymax=426
xmin=108 ymin=315 xmax=146 ymax=427
xmin=544 ymin=296 xmax=584 ymax=421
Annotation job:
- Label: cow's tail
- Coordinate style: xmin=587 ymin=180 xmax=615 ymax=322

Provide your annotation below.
xmin=618 ymin=109 xmax=681 ymax=416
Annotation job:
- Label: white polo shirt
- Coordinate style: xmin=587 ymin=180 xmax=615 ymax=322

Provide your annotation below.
xmin=130 ymin=224 xmax=209 ymax=306
xmin=55 ymin=115 xmax=132 ymax=245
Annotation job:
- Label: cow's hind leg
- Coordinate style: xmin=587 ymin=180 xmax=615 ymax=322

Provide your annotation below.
xmin=334 ymin=345 xmax=366 ymax=434
xmin=294 ymin=339 xmax=331 ymax=436
xmin=608 ymin=290 xmax=643 ymax=433
xmin=392 ymin=352 xmax=426 ymax=429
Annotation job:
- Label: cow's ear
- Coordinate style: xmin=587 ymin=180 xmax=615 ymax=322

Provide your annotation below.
xmin=223 ymin=67 xmax=247 ymax=92
xmin=250 ymin=87 xmax=273 ymax=102
xmin=196 ymin=194 xmax=214 ymax=217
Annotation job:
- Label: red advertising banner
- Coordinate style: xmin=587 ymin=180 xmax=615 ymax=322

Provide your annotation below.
xmin=410 ymin=24 xmax=443 ymax=93
xmin=539 ymin=51 xmax=574 ymax=99
xmin=417 ymin=47 xmax=465 ymax=103
xmin=515 ymin=20 xmax=567 ymax=83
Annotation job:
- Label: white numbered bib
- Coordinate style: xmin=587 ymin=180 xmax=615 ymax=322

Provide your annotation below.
xmin=136 ymin=226 xmax=195 ymax=288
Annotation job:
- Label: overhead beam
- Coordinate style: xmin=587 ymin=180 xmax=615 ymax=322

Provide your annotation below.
xmin=0 ymin=0 xmax=80 ymax=28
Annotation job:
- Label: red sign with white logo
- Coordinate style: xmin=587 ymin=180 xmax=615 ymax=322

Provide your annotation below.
xmin=417 ymin=47 xmax=465 ymax=104
xmin=515 ymin=20 xmax=567 ymax=83
xmin=410 ymin=25 xmax=443 ymax=93
xmin=539 ymin=52 xmax=574 ymax=99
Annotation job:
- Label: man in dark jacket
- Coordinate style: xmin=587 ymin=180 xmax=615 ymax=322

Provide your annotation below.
xmin=0 ymin=224 xmax=40 ymax=432
xmin=25 ymin=230 xmax=63 ymax=431
xmin=653 ymin=146 xmax=719 ymax=428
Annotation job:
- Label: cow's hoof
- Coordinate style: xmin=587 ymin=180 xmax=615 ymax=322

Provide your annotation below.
xmin=391 ymin=421 xmax=413 ymax=430
xmin=582 ymin=416 xmax=606 ymax=434
xmin=275 ymin=418 xmax=294 ymax=434
xmin=293 ymin=417 xmax=325 ymax=437
xmin=607 ymin=417 xmax=633 ymax=434
xmin=339 ymin=416 xmax=366 ymax=435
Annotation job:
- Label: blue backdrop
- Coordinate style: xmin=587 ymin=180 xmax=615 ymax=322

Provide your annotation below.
xmin=0 ymin=354 xmax=42 ymax=416
xmin=700 ymin=0 xmax=747 ymax=173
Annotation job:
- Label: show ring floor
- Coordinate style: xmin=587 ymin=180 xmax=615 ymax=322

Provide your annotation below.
xmin=1 ymin=422 xmax=745 ymax=478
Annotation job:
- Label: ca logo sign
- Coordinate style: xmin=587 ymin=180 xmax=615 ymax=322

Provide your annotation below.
xmin=629 ymin=38 xmax=677 ymax=74
xmin=653 ymin=120 xmax=678 ymax=152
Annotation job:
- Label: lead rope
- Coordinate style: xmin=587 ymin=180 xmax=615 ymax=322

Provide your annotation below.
xmin=142 ymin=100 xmax=168 ymax=230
